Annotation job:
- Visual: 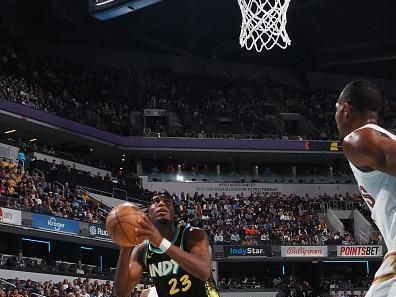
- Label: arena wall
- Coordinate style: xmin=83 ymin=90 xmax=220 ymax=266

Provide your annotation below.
xmin=0 ymin=143 xmax=19 ymax=161
xmin=0 ymin=269 xmax=112 ymax=284
xmin=33 ymin=152 xmax=111 ymax=176
xmin=143 ymin=181 xmax=359 ymax=197
xmin=220 ymin=292 xmax=279 ymax=297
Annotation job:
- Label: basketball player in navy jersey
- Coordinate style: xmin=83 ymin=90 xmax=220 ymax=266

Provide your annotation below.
xmin=114 ymin=192 xmax=219 ymax=297
xmin=336 ymin=80 xmax=396 ymax=296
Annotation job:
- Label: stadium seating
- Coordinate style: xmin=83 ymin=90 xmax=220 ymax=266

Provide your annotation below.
xmin=3 ymin=43 xmax=395 ymax=140
xmin=0 ymin=157 xmax=110 ymax=224
xmin=218 ymin=275 xmax=313 ymax=294
xmin=172 ymin=191 xmax=364 ymax=245
xmin=0 ymin=277 xmax=113 ymax=297
xmin=0 ymin=153 xmax=369 ymax=245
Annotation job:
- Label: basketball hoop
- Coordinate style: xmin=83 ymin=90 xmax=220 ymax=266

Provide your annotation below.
xmin=238 ymin=0 xmax=292 ymax=52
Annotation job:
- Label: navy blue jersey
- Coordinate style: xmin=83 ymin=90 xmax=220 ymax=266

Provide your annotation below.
xmin=141 ymin=224 xmax=219 ymax=297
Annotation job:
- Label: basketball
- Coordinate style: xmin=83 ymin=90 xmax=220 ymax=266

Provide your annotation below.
xmin=106 ymin=202 xmax=145 ymax=247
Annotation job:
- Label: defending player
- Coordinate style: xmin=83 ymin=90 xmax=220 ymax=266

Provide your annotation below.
xmin=114 ymin=191 xmax=219 ymax=297
xmin=140 ymin=287 xmax=158 ymax=297
xmin=335 ymin=79 xmax=396 ymax=296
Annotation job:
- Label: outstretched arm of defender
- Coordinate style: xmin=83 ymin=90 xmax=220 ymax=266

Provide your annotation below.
xmin=343 ymin=128 xmax=396 ymax=176
xmin=139 ymin=289 xmax=150 ymax=297
xmin=114 ymin=246 xmax=144 ymax=297
xmin=135 ymin=214 xmax=212 ymax=281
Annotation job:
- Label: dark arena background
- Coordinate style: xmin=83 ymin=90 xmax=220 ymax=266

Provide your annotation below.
xmin=0 ymin=0 xmax=395 ymax=296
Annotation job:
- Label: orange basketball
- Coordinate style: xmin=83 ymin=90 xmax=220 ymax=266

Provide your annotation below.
xmin=106 ymin=202 xmax=145 ymax=247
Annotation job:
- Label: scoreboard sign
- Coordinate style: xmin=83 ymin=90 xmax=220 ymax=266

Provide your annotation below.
xmin=337 ymin=246 xmax=383 ymax=257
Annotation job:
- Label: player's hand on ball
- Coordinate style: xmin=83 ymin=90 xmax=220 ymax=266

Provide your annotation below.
xmin=106 ymin=202 xmax=144 ymax=247
xmin=135 ymin=213 xmax=163 ymax=247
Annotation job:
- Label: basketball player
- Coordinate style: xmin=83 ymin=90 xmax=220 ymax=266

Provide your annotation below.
xmin=140 ymin=287 xmax=158 ymax=297
xmin=114 ymin=192 xmax=219 ymax=297
xmin=335 ymin=79 xmax=396 ymax=296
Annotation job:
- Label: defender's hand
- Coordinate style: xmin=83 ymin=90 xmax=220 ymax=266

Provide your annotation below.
xmin=135 ymin=213 xmax=163 ymax=247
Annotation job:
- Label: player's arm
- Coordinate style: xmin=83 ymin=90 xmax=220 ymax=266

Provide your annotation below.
xmin=343 ymin=128 xmax=396 ymax=176
xmin=114 ymin=245 xmax=144 ymax=297
xmin=139 ymin=289 xmax=149 ymax=297
xmin=165 ymin=228 xmax=212 ymax=281
xmin=135 ymin=215 xmax=212 ymax=281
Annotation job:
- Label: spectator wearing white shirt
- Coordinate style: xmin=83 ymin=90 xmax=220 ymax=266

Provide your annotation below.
xmin=231 ymin=232 xmax=240 ymax=243
xmin=72 ymin=280 xmax=80 ymax=291
xmin=261 ymin=232 xmax=270 ymax=242
xmin=213 ymin=232 xmax=224 ymax=244
xmin=81 ymin=288 xmax=90 ymax=297
xmin=76 ymin=265 xmax=85 ymax=275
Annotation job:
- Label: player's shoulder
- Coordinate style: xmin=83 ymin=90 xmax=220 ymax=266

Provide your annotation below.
xmin=134 ymin=241 xmax=147 ymax=253
xmin=132 ymin=241 xmax=148 ymax=264
xmin=182 ymin=223 xmax=205 ymax=234
xmin=343 ymin=127 xmax=382 ymax=156
xmin=183 ymin=225 xmax=208 ymax=242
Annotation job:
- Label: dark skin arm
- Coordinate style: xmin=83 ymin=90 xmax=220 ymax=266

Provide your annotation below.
xmin=135 ymin=214 xmax=212 ymax=281
xmin=114 ymin=245 xmax=144 ymax=297
xmin=343 ymin=128 xmax=396 ymax=176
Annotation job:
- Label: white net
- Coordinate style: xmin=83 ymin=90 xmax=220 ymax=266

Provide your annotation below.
xmin=238 ymin=0 xmax=292 ymax=52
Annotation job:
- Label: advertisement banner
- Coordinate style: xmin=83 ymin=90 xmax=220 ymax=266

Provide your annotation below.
xmin=224 ymin=246 xmax=271 ymax=257
xmin=281 ymin=246 xmax=328 ymax=257
xmin=32 ymin=214 xmax=80 ymax=234
xmin=0 ymin=207 xmax=21 ymax=226
xmin=337 ymin=246 xmax=383 ymax=257
xmin=88 ymin=224 xmax=110 ymax=239
xmin=308 ymin=141 xmax=341 ymax=152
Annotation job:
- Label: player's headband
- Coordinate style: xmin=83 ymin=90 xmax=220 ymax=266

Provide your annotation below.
xmin=150 ymin=190 xmax=173 ymax=205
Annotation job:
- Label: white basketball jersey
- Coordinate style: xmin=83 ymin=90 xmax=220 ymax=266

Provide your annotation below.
xmin=148 ymin=287 xmax=158 ymax=297
xmin=346 ymin=123 xmax=396 ymax=250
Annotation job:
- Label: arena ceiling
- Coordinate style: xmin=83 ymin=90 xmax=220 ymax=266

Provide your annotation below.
xmin=3 ymin=0 xmax=396 ymax=78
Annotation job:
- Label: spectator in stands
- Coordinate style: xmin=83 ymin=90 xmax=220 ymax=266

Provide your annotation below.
xmin=0 ymin=159 xmax=110 ymax=224
xmin=0 ymin=153 xmax=367 ymax=245
xmin=15 ymin=278 xmax=24 ymax=290
xmin=80 ymin=288 xmax=89 ymax=297
xmin=273 ymin=276 xmax=282 ymax=287
xmin=5 ymin=40 xmax=388 ymax=141
xmin=76 ymin=265 xmax=85 ymax=275
xmin=2 ymin=278 xmax=114 ymax=297
xmin=24 ymin=280 xmax=33 ymax=290
xmin=213 ymin=231 xmax=224 ymax=244
xmin=17 ymin=149 xmax=26 ymax=169
xmin=230 ymin=231 xmax=240 ymax=243
xmin=172 ymin=190 xmax=365 ymax=245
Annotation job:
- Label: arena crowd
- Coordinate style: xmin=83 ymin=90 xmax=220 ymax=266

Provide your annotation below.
xmin=0 ymin=277 xmax=113 ymax=297
xmin=3 ymin=43 xmax=395 ymax=140
xmin=0 ymin=157 xmax=108 ymax=224
xmin=1 ymin=156 xmax=372 ymax=245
